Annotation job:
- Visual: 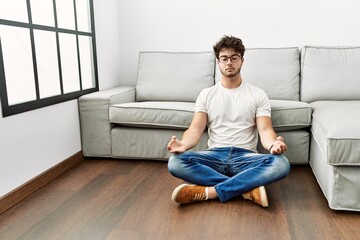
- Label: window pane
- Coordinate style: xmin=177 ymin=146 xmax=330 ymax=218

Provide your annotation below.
xmin=0 ymin=0 xmax=97 ymax=117
xmin=76 ymin=0 xmax=91 ymax=32
xmin=30 ymin=0 xmax=55 ymax=27
xmin=0 ymin=0 xmax=28 ymax=23
xmin=34 ymin=30 xmax=61 ymax=98
xmin=78 ymin=35 xmax=95 ymax=89
xmin=0 ymin=25 xmax=36 ymax=105
xmin=59 ymin=33 xmax=80 ymax=93
xmin=55 ymin=0 xmax=75 ymax=30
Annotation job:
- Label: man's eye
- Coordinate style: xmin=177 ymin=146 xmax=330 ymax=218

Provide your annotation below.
xmin=219 ymin=57 xmax=228 ymax=62
xmin=231 ymin=56 xmax=240 ymax=61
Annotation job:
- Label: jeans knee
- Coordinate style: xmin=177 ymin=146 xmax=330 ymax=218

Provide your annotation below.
xmin=168 ymin=154 xmax=181 ymax=176
xmin=275 ymin=155 xmax=291 ymax=176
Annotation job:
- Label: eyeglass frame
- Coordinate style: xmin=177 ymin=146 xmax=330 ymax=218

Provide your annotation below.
xmin=218 ymin=54 xmax=242 ymax=63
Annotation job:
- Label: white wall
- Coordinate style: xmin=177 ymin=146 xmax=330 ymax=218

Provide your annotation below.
xmin=0 ymin=101 xmax=81 ymax=197
xmin=94 ymin=0 xmax=121 ymax=90
xmin=117 ymin=0 xmax=360 ymax=86
xmin=0 ymin=0 xmax=120 ymax=197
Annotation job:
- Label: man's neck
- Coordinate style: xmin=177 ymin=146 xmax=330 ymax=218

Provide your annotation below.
xmin=221 ymin=75 xmax=242 ymax=89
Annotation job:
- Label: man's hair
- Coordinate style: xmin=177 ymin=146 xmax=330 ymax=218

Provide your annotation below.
xmin=213 ymin=35 xmax=245 ymax=59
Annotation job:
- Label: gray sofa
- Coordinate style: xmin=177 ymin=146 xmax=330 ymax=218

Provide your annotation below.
xmin=78 ymin=46 xmax=360 ymax=211
xmin=300 ymin=46 xmax=360 ymax=211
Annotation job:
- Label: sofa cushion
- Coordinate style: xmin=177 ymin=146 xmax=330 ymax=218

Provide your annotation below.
xmin=270 ymin=100 xmax=312 ymax=131
xmin=136 ymin=52 xmax=215 ymax=102
xmin=111 ymin=127 xmax=209 ymax=159
xmin=258 ymin=130 xmax=310 ymax=164
xmin=215 ymin=48 xmax=300 ymax=101
xmin=110 ymin=100 xmax=311 ymax=131
xmin=311 ymin=101 xmax=360 ymax=166
xmin=301 ymin=46 xmax=360 ymax=102
xmin=110 ymin=101 xmax=194 ymax=129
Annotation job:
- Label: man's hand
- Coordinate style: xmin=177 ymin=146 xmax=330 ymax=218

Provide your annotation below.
xmin=270 ymin=136 xmax=287 ymax=155
xmin=167 ymin=136 xmax=187 ymax=153
xmin=166 ymin=112 xmax=207 ymax=154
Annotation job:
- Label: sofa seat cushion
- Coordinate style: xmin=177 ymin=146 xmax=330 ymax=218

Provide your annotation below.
xmin=110 ymin=100 xmax=311 ymax=131
xmin=311 ymin=101 xmax=360 ymax=166
xmin=110 ymin=101 xmax=194 ymax=129
xmin=271 ymin=100 xmax=312 ymax=131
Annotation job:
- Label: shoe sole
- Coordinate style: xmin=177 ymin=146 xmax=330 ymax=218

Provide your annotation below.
xmin=259 ymin=186 xmax=269 ymax=207
xmin=171 ymin=183 xmax=195 ymax=203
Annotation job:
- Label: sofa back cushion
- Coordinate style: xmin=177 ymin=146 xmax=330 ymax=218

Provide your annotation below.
xmin=136 ymin=52 xmax=215 ymax=102
xmin=301 ymin=46 xmax=360 ymax=102
xmin=215 ymin=47 xmax=300 ymax=100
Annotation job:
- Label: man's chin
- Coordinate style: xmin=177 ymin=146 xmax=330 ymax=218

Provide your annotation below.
xmin=219 ymin=68 xmax=240 ymax=78
xmin=224 ymin=72 xmax=238 ymax=78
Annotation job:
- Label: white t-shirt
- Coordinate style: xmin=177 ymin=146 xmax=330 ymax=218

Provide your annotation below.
xmin=195 ymin=81 xmax=271 ymax=152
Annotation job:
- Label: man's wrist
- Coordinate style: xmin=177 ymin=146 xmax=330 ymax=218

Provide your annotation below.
xmin=268 ymin=144 xmax=274 ymax=152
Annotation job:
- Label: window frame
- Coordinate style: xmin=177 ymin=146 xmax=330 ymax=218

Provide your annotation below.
xmin=0 ymin=0 xmax=99 ymax=117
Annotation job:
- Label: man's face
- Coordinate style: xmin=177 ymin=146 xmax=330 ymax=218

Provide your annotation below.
xmin=218 ymin=48 xmax=243 ymax=78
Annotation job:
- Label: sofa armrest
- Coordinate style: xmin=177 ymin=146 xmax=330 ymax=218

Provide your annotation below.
xmin=78 ymin=86 xmax=135 ymax=157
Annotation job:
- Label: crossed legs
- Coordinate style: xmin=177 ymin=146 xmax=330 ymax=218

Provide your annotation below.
xmin=168 ymin=147 xmax=290 ymax=205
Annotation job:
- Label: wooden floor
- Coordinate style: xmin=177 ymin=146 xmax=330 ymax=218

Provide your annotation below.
xmin=0 ymin=159 xmax=359 ymax=240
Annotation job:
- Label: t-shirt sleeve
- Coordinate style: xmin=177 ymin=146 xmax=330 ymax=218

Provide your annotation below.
xmin=256 ymin=90 xmax=271 ymax=117
xmin=194 ymin=89 xmax=207 ymax=113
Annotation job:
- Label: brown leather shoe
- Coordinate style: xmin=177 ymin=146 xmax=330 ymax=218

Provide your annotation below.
xmin=242 ymin=186 xmax=269 ymax=207
xmin=171 ymin=184 xmax=208 ymax=204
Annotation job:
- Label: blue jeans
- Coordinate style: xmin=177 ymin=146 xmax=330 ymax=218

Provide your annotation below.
xmin=168 ymin=147 xmax=290 ymax=202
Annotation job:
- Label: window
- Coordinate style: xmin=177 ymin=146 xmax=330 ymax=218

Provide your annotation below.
xmin=0 ymin=0 xmax=98 ymax=117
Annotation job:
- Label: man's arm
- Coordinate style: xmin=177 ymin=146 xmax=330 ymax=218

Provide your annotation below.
xmin=256 ymin=116 xmax=287 ymax=155
xmin=167 ymin=112 xmax=208 ymax=153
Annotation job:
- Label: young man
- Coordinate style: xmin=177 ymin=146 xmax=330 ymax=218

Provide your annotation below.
xmin=167 ymin=35 xmax=290 ymax=207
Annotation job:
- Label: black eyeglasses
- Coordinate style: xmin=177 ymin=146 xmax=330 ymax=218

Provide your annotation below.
xmin=218 ymin=54 xmax=242 ymax=63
